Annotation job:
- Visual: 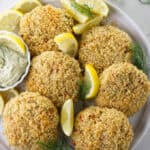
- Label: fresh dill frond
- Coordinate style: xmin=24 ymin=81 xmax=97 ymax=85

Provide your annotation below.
xmin=57 ymin=135 xmax=73 ymax=150
xmin=38 ymin=140 xmax=57 ymax=150
xmin=131 ymin=43 xmax=144 ymax=70
xmin=70 ymin=0 xmax=94 ymax=17
xmin=131 ymin=42 xmax=149 ymax=74
xmin=139 ymin=0 xmax=150 ymax=4
xmin=79 ymin=80 xmax=90 ymax=100
xmin=38 ymin=135 xmax=73 ymax=150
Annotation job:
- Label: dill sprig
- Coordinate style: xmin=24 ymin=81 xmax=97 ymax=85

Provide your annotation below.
xmin=79 ymin=80 xmax=90 ymax=100
xmin=131 ymin=42 xmax=149 ymax=74
xmin=38 ymin=135 xmax=73 ymax=150
xmin=139 ymin=0 xmax=150 ymax=4
xmin=70 ymin=0 xmax=94 ymax=17
xmin=38 ymin=140 xmax=57 ymax=150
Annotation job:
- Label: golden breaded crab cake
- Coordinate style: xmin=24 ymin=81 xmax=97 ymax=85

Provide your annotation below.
xmin=79 ymin=25 xmax=132 ymax=75
xmin=3 ymin=92 xmax=59 ymax=150
xmin=19 ymin=5 xmax=74 ymax=56
xmin=26 ymin=51 xmax=81 ymax=107
xmin=96 ymin=63 xmax=150 ymax=116
xmin=71 ymin=106 xmax=133 ymax=150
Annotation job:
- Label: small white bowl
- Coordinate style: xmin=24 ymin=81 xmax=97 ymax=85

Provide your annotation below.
xmin=0 ymin=32 xmax=31 ymax=91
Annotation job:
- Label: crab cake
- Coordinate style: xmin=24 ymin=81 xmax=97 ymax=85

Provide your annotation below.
xmin=96 ymin=63 xmax=150 ymax=116
xmin=3 ymin=92 xmax=59 ymax=150
xmin=26 ymin=51 xmax=81 ymax=107
xmin=19 ymin=5 xmax=74 ymax=56
xmin=79 ymin=25 xmax=132 ymax=75
xmin=71 ymin=106 xmax=133 ymax=150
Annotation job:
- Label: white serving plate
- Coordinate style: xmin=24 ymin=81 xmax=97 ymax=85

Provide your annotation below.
xmin=0 ymin=0 xmax=150 ymax=150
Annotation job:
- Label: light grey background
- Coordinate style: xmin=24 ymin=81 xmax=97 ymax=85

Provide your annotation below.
xmin=0 ymin=0 xmax=150 ymax=149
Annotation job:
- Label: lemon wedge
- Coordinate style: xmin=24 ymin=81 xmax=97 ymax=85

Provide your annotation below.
xmin=14 ymin=0 xmax=42 ymax=13
xmin=54 ymin=33 xmax=78 ymax=57
xmin=0 ymin=10 xmax=23 ymax=33
xmin=61 ymin=99 xmax=74 ymax=136
xmin=76 ymin=0 xmax=109 ymax=17
xmin=0 ymin=89 xmax=19 ymax=103
xmin=0 ymin=95 xmax=4 ymax=115
xmin=0 ymin=31 xmax=26 ymax=55
xmin=73 ymin=16 xmax=103 ymax=34
xmin=61 ymin=0 xmax=94 ymax=23
xmin=83 ymin=64 xmax=100 ymax=99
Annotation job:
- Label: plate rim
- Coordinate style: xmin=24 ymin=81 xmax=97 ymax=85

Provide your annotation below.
xmin=0 ymin=0 xmax=150 ymax=149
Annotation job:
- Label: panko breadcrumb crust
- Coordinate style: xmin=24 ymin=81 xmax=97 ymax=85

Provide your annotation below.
xmin=79 ymin=25 xmax=132 ymax=75
xmin=19 ymin=5 xmax=74 ymax=56
xmin=3 ymin=92 xmax=59 ymax=150
xmin=96 ymin=63 xmax=150 ymax=116
xmin=71 ymin=106 xmax=133 ymax=150
xmin=26 ymin=51 xmax=81 ymax=107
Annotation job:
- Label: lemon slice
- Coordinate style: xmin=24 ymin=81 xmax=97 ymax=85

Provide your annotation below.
xmin=0 ymin=10 xmax=23 ymax=33
xmin=61 ymin=99 xmax=74 ymax=136
xmin=54 ymin=33 xmax=78 ymax=57
xmin=0 ymin=95 xmax=4 ymax=115
xmin=61 ymin=0 xmax=93 ymax=23
xmin=73 ymin=16 xmax=103 ymax=34
xmin=76 ymin=0 xmax=109 ymax=17
xmin=0 ymin=31 xmax=26 ymax=55
xmin=84 ymin=64 xmax=100 ymax=99
xmin=0 ymin=89 xmax=19 ymax=103
xmin=14 ymin=0 xmax=42 ymax=13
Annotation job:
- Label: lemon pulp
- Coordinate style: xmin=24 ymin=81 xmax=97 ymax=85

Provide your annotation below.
xmin=61 ymin=99 xmax=74 ymax=136
xmin=54 ymin=33 xmax=78 ymax=57
xmin=14 ymin=0 xmax=42 ymax=13
xmin=0 ymin=95 xmax=4 ymax=115
xmin=84 ymin=64 xmax=100 ymax=99
xmin=76 ymin=0 xmax=109 ymax=17
xmin=61 ymin=0 xmax=94 ymax=23
xmin=0 ymin=10 xmax=23 ymax=33
xmin=73 ymin=16 xmax=103 ymax=34
xmin=0 ymin=31 xmax=26 ymax=55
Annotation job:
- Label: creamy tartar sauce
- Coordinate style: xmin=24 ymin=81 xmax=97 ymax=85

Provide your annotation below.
xmin=0 ymin=46 xmax=28 ymax=87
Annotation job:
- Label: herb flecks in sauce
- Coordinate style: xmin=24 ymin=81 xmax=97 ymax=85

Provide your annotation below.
xmin=0 ymin=45 xmax=27 ymax=87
